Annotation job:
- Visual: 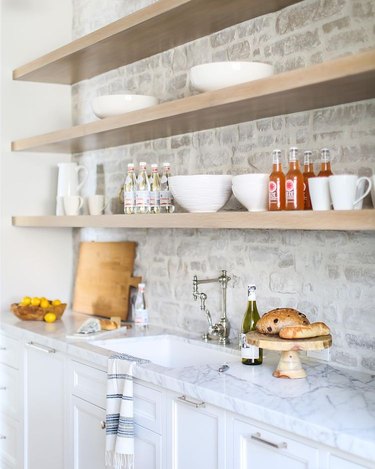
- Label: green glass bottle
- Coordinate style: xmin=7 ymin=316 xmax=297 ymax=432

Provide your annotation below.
xmin=240 ymin=284 xmax=263 ymax=365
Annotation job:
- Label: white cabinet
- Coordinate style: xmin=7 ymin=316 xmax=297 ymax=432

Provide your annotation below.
xmin=328 ymin=453 xmax=370 ymax=469
xmin=71 ymin=396 xmax=106 ymax=469
xmin=134 ymin=424 xmax=162 ymax=469
xmin=168 ymin=393 xmax=226 ymax=469
xmin=0 ymin=334 xmax=22 ymax=469
xmin=229 ymin=416 xmax=319 ymax=469
xmin=24 ymin=341 xmax=65 ymax=469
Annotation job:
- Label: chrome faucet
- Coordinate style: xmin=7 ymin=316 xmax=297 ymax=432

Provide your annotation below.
xmin=193 ymin=270 xmax=231 ymax=345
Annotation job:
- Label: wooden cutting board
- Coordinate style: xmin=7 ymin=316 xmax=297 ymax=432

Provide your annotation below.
xmin=73 ymin=241 xmax=141 ymax=320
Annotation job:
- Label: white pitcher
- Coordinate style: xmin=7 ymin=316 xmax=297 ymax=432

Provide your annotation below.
xmin=56 ymin=162 xmax=88 ymax=215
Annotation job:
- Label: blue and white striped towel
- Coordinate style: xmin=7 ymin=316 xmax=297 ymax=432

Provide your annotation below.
xmin=105 ymin=354 xmax=138 ymax=469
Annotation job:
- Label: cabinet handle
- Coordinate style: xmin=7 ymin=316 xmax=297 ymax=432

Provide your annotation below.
xmin=27 ymin=341 xmax=56 ymax=354
xmin=250 ymin=432 xmax=287 ymax=449
xmin=0 ymin=347 xmax=6 ymax=351
xmin=100 ymin=421 xmax=106 ymax=430
xmin=0 ymin=435 xmax=6 ymax=440
xmin=0 ymin=386 xmax=6 ymax=391
xmin=177 ymin=395 xmax=206 ymax=408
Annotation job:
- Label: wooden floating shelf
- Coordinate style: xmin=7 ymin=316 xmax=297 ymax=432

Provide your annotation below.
xmin=13 ymin=0 xmax=301 ymax=85
xmin=11 ymin=210 xmax=375 ymax=231
xmin=11 ymin=50 xmax=375 ymax=154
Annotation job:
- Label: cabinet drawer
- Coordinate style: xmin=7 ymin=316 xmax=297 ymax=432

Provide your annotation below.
xmin=0 ymin=364 xmax=20 ymax=420
xmin=0 ymin=335 xmax=20 ymax=370
xmin=232 ymin=416 xmax=319 ymax=469
xmin=0 ymin=413 xmax=20 ymax=468
xmin=134 ymin=381 xmax=164 ymax=434
xmin=70 ymin=360 xmax=107 ymax=409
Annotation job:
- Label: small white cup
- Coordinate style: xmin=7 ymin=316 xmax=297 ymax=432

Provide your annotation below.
xmin=329 ymin=175 xmax=372 ymax=210
xmin=63 ymin=195 xmax=83 ymax=215
xmin=88 ymin=195 xmax=107 ymax=215
xmin=308 ymin=177 xmax=332 ymax=211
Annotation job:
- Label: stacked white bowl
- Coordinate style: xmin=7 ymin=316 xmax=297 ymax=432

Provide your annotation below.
xmin=92 ymin=94 xmax=158 ymax=118
xmin=169 ymin=175 xmax=232 ymax=212
xmin=232 ymin=174 xmax=269 ymax=211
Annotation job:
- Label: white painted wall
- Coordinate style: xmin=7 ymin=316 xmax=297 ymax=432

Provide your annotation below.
xmin=0 ymin=0 xmax=73 ymax=309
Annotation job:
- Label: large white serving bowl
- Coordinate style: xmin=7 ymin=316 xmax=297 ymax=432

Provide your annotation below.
xmin=169 ymin=175 xmax=232 ymax=212
xmin=190 ymin=61 xmax=274 ymax=92
xmin=232 ymin=174 xmax=269 ymax=211
xmin=92 ymin=94 xmax=158 ymax=118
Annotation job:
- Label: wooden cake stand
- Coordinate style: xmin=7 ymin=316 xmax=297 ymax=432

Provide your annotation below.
xmin=246 ymin=331 xmax=332 ymax=379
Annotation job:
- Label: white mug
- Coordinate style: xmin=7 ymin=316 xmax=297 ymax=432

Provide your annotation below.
xmin=329 ymin=175 xmax=372 ymax=210
xmin=56 ymin=163 xmax=88 ymax=214
xmin=88 ymin=195 xmax=108 ymax=215
xmin=308 ymin=177 xmax=332 ymax=211
xmin=63 ymin=195 xmax=84 ymax=215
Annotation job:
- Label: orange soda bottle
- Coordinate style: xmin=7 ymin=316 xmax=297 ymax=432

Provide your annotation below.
xmin=303 ymin=150 xmax=315 ymax=210
xmin=268 ymin=149 xmax=285 ymax=211
xmin=285 ymin=147 xmax=304 ymax=210
xmin=318 ymin=148 xmax=333 ymax=177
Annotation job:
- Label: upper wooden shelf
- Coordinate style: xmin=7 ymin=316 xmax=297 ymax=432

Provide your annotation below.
xmin=11 ymin=210 xmax=375 ymax=231
xmin=11 ymin=50 xmax=375 ymax=153
xmin=13 ymin=0 xmax=301 ymax=85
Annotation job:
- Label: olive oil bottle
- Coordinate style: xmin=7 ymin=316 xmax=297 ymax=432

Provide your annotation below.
xmin=240 ymin=285 xmax=263 ymax=365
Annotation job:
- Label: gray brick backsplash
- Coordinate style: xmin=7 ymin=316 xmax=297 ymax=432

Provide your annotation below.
xmin=72 ymin=0 xmax=375 ymax=373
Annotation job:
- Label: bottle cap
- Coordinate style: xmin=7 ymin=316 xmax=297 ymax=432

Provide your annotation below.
xmin=128 ymin=163 xmax=135 ymax=169
xmin=151 ymin=163 xmax=159 ymax=171
xmin=320 ymin=148 xmax=331 ymax=162
xmin=288 ymin=147 xmax=298 ymax=161
xmin=139 ymin=161 xmax=147 ymax=168
xmin=138 ymin=283 xmax=145 ymax=291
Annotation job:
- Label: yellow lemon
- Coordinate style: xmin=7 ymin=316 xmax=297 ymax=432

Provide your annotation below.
xmin=21 ymin=296 xmax=31 ymax=306
xmin=52 ymin=299 xmax=61 ymax=306
xmin=40 ymin=299 xmax=50 ymax=308
xmin=44 ymin=312 xmax=56 ymax=323
xmin=31 ymin=297 xmax=41 ymax=307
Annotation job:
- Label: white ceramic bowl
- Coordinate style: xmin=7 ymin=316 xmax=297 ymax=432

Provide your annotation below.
xmin=232 ymin=174 xmax=269 ymax=211
xmin=92 ymin=94 xmax=158 ymax=118
xmin=190 ymin=61 xmax=274 ymax=92
xmin=169 ymin=175 xmax=232 ymax=213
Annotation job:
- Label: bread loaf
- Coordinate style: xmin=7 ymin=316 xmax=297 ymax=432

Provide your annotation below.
xmin=279 ymin=322 xmax=330 ymax=339
xmin=99 ymin=319 xmax=118 ymax=331
xmin=255 ymin=308 xmax=309 ymax=335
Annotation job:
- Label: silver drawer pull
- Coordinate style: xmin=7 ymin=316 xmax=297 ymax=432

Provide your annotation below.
xmin=0 ymin=435 xmax=6 ymax=440
xmin=0 ymin=386 xmax=6 ymax=391
xmin=27 ymin=341 xmax=56 ymax=354
xmin=0 ymin=347 xmax=6 ymax=351
xmin=100 ymin=421 xmax=106 ymax=430
xmin=178 ymin=395 xmax=205 ymax=408
xmin=251 ymin=432 xmax=287 ymax=449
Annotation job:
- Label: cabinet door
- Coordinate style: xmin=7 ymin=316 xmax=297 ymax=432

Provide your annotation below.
xmin=232 ymin=417 xmax=319 ymax=469
xmin=0 ymin=413 xmax=21 ymax=469
xmin=169 ymin=393 xmax=226 ymax=469
xmin=71 ymin=396 xmax=106 ymax=469
xmin=328 ymin=453 xmax=370 ymax=469
xmin=134 ymin=424 xmax=162 ymax=469
xmin=25 ymin=342 xmax=65 ymax=469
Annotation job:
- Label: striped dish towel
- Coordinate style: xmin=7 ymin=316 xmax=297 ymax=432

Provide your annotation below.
xmin=105 ymin=353 xmax=147 ymax=469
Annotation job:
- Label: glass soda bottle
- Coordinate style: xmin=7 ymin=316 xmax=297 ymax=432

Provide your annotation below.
xmin=134 ymin=283 xmax=148 ymax=326
xmin=136 ymin=162 xmax=150 ymax=214
xmin=318 ymin=148 xmax=333 ymax=177
xmin=240 ymin=284 xmax=262 ymax=366
xmin=124 ymin=163 xmax=137 ymax=214
xmin=150 ymin=164 xmax=161 ymax=214
xmin=160 ymin=162 xmax=175 ymax=213
xmin=285 ymin=147 xmax=304 ymax=210
xmin=268 ymin=149 xmax=285 ymax=211
xmin=303 ymin=150 xmax=315 ymax=211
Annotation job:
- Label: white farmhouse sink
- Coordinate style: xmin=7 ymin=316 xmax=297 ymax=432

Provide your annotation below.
xmin=92 ymin=334 xmax=239 ymax=368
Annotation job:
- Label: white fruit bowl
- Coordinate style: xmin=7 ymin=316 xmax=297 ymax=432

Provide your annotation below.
xmin=232 ymin=174 xmax=269 ymax=211
xmin=190 ymin=61 xmax=274 ymax=92
xmin=92 ymin=94 xmax=158 ymax=118
xmin=169 ymin=175 xmax=232 ymax=213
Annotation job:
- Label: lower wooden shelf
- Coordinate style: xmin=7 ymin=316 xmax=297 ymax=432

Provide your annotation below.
xmin=11 ymin=210 xmax=375 ymax=231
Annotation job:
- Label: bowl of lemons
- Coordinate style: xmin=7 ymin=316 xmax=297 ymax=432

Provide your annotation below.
xmin=11 ymin=296 xmax=66 ymax=322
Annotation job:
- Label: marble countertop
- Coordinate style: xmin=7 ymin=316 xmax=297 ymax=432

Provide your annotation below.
xmin=1 ymin=310 xmax=374 ymax=463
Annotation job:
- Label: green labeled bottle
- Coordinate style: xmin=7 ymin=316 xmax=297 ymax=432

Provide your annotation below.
xmin=240 ymin=284 xmax=263 ymax=365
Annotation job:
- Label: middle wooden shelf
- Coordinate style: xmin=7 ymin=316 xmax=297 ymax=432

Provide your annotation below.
xmin=12 ymin=50 xmax=375 ymax=154
xmin=11 ymin=210 xmax=375 ymax=231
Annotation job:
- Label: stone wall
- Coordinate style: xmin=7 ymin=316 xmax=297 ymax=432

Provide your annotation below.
xmin=72 ymin=0 xmax=375 ymax=373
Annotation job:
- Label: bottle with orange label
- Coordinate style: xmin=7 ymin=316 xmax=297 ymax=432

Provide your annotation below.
xmin=285 ymin=147 xmax=304 ymax=210
xmin=268 ymin=149 xmax=285 ymax=211
xmin=303 ymin=150 xmax=315 ymax=210
xmin=318 ymin=148 xmax=333 ymax=177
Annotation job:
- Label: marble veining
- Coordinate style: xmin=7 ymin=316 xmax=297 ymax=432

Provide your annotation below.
xmin=1 ymin=310 xmax=374 ymax=463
